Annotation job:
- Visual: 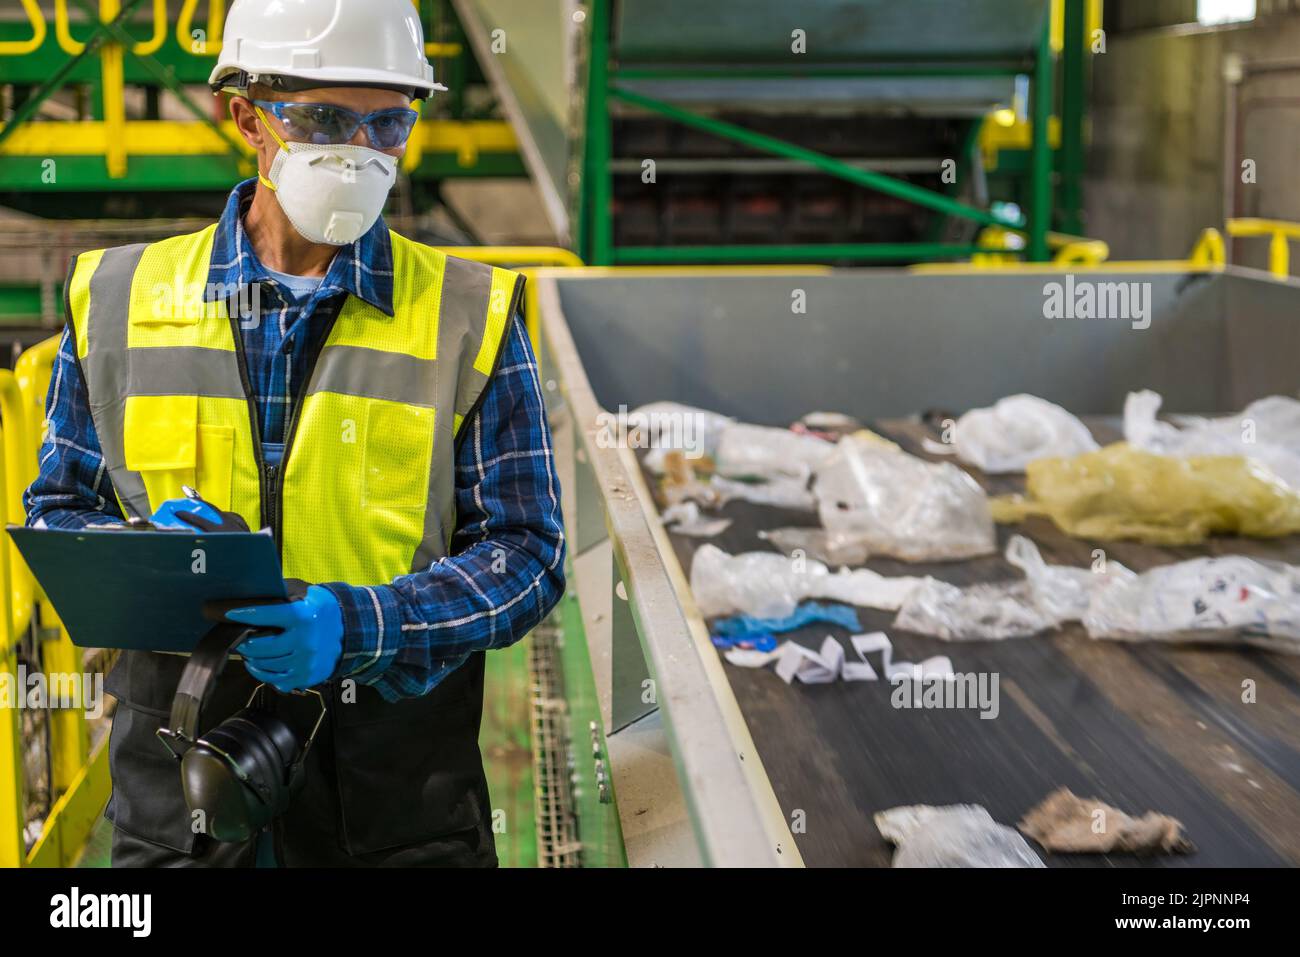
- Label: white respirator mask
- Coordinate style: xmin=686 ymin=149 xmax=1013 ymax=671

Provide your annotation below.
xmin=256 ymin=106 xmax=398 ymax=246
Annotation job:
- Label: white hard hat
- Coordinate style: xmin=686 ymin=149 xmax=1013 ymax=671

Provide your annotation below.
xmin=210 ymin=0 xmax=447 ymax=99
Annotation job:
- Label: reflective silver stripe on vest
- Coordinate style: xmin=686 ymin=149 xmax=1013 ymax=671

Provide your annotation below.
xmin=308 ymin=347 xmax=436 ymax=408
xmin=123 ymin=348 xmax=245 ymax=399
xmin=411 ymin=255 xmax=522 ymax=573
xmin=80 ymin=243 xmax=151 ymax=518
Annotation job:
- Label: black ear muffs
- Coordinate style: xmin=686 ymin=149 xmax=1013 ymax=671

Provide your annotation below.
xmin=157 ymin=621 xmax=323 ymax=844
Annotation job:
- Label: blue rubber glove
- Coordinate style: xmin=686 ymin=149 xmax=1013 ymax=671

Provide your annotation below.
xmin=149 ymin=497 xmax=224 ymax=530
xmin=226 ymin=586 xmax=344 ymax=692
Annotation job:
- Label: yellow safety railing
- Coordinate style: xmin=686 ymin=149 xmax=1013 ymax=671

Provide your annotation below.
xmin=177 ymin=0 xmax=224 ymax=56
xmin=1189 ymin=227 xmax=1226 ymax=269
xmin=0 ymin=370 xmax=20 ymax=868
xmin=51 ymin=0 xmax=167 ymax=56
xmin=1226 ymin=218 xmax=1300 ymax=280
xmin=0 ymin=0 xmax=47 ymax=56
xmin=914 ymin=225 xmax=1228 ymax=276
xmin=0 ymin=374 xmax=31 ymax=641
xmin=969 ymin=226 xmax=1111 ymax=268
xmin=2 ymin=335 xmax=109 ymax=868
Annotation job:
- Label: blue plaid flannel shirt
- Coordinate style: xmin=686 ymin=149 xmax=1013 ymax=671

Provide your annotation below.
xmin=25 ymin=179 xmax=566 ymax=701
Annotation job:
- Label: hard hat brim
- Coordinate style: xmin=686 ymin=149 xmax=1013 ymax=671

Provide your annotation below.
xmin=210 ymin=65 xmax=445 ymax=100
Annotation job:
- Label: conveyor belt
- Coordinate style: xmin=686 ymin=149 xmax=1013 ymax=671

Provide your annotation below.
xmin=650 ymin=416 xmax=1300 ymax=867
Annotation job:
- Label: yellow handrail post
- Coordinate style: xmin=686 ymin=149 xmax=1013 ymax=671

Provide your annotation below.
xmin=1271 ymin=231 xmax=1290 ymax=279
xmin=1189 ymin=227 xmax=1226 ymax=269
xmin=12 ymin=343 xmax=88 ymax=794
xmin=0 ymin=375 xmax=32 ymax=641
xmin=1226 ymin=217 xmax=1300 ymax=280
xmin=0 ymin=420 xmax=23 ymax=868
xmin=12 ymin=339 xmax=106 ymax=866
xmin=99 ymin=0 xmax=128 ymax=179
xmin=42 ymin=610 xmax=89 ymax=795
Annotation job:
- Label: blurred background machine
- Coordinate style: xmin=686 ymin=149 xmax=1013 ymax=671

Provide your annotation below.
xmin=457 ymin=0 xmax=1097 ymax=265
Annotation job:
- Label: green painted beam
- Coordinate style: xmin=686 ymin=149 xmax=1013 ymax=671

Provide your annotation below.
xmin=0 ymin=285 xmax=49 ymax=323
xmin=582 ymin=0 xmax=614 ymax=265
xmin=609 ymin=86 xmax=1025 ymax=231
xmin=1029 ymin=17 xmax=1055 ymax=262
xmin=0 ymin=152 xmax=524 ymax=193
xmin=1058 ymin=0 xmax=1088 ymax=236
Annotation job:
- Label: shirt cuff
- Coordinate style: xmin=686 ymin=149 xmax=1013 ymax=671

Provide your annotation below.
xmin=319 ymin=581 xmax=403 ymax=682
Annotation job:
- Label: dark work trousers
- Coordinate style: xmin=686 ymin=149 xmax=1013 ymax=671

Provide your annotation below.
xmin=105 ymin=649 xmax=498 ymax=868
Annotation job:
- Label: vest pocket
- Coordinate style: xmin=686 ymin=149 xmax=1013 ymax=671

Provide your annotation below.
xmin=196 ymin=424 xmax=235 ymax=512
xmin=124 ymin=394 xmax=197 ymax=510
xmin=122 ymin=395 xmax=235 ymax=511
xmin=362 ymin=401 xmax=434 ymax=511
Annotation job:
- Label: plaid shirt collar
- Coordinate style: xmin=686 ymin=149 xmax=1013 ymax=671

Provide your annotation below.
xmin=205 ymin=178 xmax=395 ymax=317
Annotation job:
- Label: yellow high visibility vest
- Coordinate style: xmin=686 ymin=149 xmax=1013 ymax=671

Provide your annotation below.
xmin=66 ymin=224 xmax=523 ymax=586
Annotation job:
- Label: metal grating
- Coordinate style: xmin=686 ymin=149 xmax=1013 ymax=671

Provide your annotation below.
xmin=528 ymin=621 xmax=582 ymax=867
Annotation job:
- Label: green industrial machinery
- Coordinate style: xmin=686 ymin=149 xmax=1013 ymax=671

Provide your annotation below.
xmin=456 ymin=0 xmax=1100 ymax=266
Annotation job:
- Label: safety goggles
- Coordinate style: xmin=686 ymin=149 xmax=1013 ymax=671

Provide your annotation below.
xmin=252 ymin=100 xmax=420 ymax=149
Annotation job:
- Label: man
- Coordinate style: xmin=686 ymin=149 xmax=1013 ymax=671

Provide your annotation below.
xmin=25 ymin=0 xmax=565 ymax=867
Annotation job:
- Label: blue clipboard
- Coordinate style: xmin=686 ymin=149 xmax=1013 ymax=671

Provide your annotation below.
xmin=8 ymin=525 xmax=287 ymax=652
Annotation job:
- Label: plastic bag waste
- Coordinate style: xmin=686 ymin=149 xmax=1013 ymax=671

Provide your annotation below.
xmin=1004 ymin=534 xmax=1135 ymax=622
xmin=893 ymin=578 xmax=1059 ymax=641
xmin=792 ymin=411 xmax=864 ymax=442
xmin=659 ymin=501 xmax=732 ymax=538
xmin=627 ymin=402 xmax=733 ymax=473
xmin=814 ymin=436 xmax=996 ymax=561
xmin=891 ymin=535 xmax=1132 ymax=641
xmin=923 ymin=393 xmax=1098 ymax=474
xmin=710 ymin=474 xmax=816 ymax=511
xmin=1124 ymin=390 xmax=1300 ymax=491
xmin=1083 ymin=555 xmax=1300 ymax=651
xmin=714 ymin=423 xmax=835 ymax=483
xmin=758 ymin=526 xmax=871 ymax=566
xmin=689 ymin=544 xmax=925 ymax=619
xmin=874 ymin=804 xmax=1044 ymax=868
xmin=690 ymin=545 xmax=810 ymax=619
xmin=991 ymin=442 xmax=1300 ymax=544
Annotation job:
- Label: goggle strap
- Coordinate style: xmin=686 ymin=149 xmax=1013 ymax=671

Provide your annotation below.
xmin=253 ymin=104 xmax=290 ymax=153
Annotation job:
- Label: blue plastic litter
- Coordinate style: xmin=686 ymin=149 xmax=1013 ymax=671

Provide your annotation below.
xmin=711 ymin=601 xmax=862 ymax=639
xmin=710 ymin=632 xmax=779 ymax=652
